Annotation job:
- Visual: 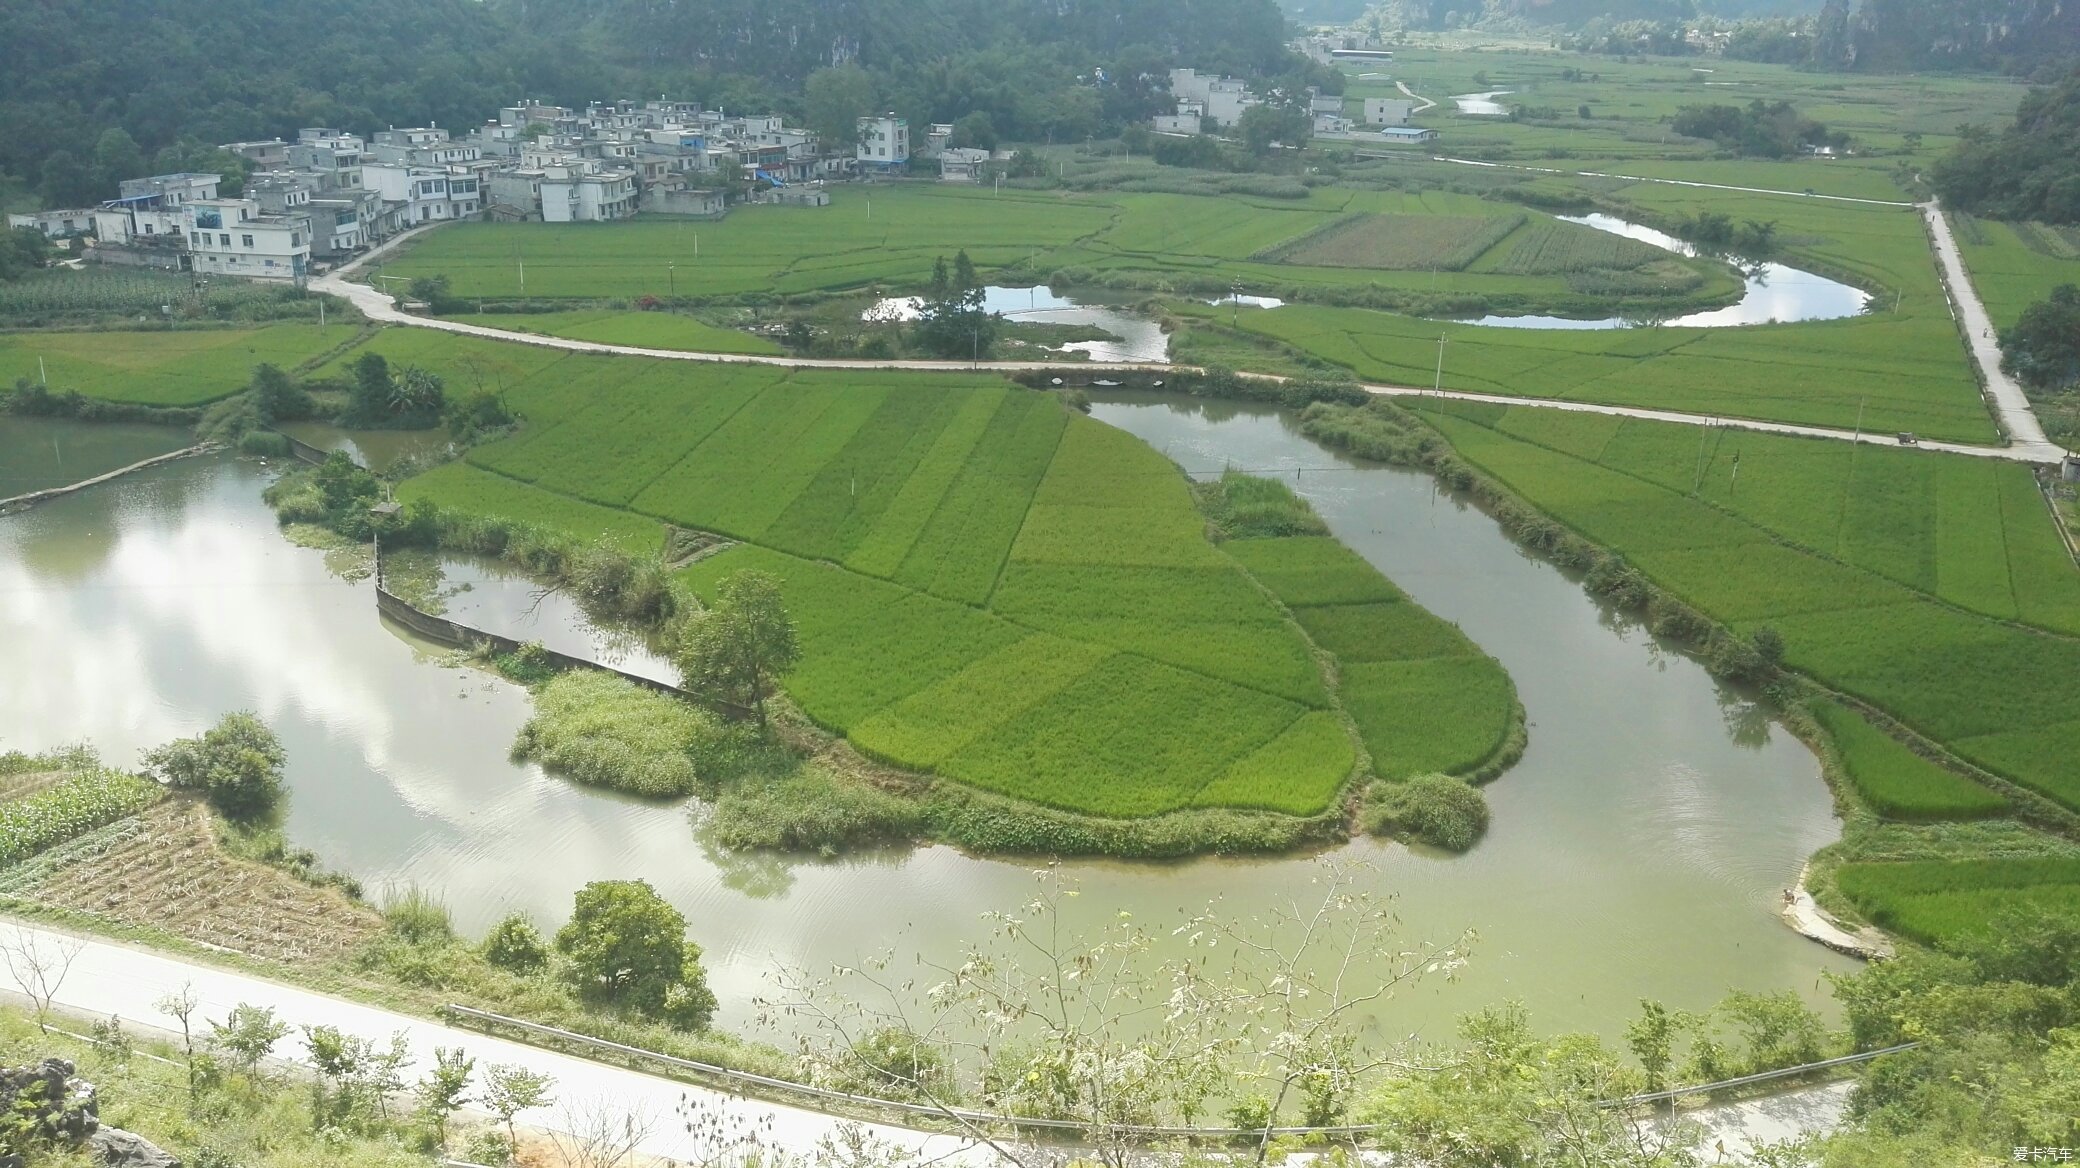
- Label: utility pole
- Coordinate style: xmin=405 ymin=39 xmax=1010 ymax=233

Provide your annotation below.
xmin=1433 ymin=334 xmax=1448 ymax=393
xmin=668 ymin=261 xmax=676 ymax=299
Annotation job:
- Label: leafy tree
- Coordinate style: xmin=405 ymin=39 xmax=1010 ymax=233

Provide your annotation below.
xmin=803 ymin=64 xmax=875 ymax=153
xmin=675 ymin=569 xmax=800 ymax=726
xmin=910 ymin=250 xmax=998 ymax=361
xmin=481 ymin=912 xmax=550 ymax=973
xmin=91 ymin=127 xmax=145 ymax=195
xmin=209 ymin=1003 xmax=290 ymax=1077
xmin=0 ymin=226 xmax=53 ymax=282
xmin=1624 ymin=999 xmax=1679 ymax=1094
xmin=414 ymin=1046 xmax=475 ymax=1148
xmin=554 ymin=879 xmax=716 ymax=1027
xmin=141 ymin=711 xmax=287 ymax=820
xmin=348 ymin=352 xmax=394 ymax=420
xmin=481 ymin=1063 xmax=554 ymax=1151
xmin=948 ymin=110 xmax=998 ymax=151
xmin=2001 ymin=284 xmax=2080 ymax=391
xmin=303 ymin=1025 xmax=411 ymax=1128
xmin=248 ymin=363 xmax=310 ymax=423
xmin=1237 ymin=101 xmax=1310 ymax=154
xmin=36 ymin=150 xmax=91 ymax=208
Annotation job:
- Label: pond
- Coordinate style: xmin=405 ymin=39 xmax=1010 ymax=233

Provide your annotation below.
xmin=1453 ymin=90 xmax=1513 ymax=115
xmin=0 ymin=416 xmax=190 ymax=499
xmin=1458 ymin=213 xmax=1873 ymax=330
xmin=0 ymin=411 xmax=1857 ymax=1040
xmin=863 ymin=285 xmax=1169 ymax=363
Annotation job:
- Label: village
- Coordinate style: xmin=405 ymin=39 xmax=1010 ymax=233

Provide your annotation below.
xmin=5 ymin=66 xmax=1443 ymax=284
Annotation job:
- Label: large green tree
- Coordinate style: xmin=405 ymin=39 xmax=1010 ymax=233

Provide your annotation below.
xmin=802 ymin=64 xmax=875 ymax=155
xmin=910 ymin=251 xmax=998 ymax=362
xmin=141 ymin=711 xmax=287 ymax=820
xmin=2001 ymin=284 xmax=2080 ymax=390
xmin=675 ymin=571 xmax=800 ymax=726
xmin=553 ymin=879 xmax=716 ymax=1029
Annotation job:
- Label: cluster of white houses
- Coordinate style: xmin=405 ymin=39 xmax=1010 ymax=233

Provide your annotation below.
xmin=8 ymin=100 xmax=989 ymax=281
xmin=1152 ymin=68 xmax=1437 ymax=146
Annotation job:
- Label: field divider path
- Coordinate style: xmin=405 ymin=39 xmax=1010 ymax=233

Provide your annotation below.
xmin=1922 ymin=200 xmax=2062 ymax=459
xmin=1430 ymin=157 xmax=1918 ymax=207
xmin=1397 ymin=80 xmax=1437 ymax=115
xmin=312 ymin=229 xmax=2061 ymax=465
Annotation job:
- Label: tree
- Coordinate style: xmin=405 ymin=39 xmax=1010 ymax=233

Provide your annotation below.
xmin=155 ymin=983 xmax=204 ymax=1106
xmin=210 ymin=1003 xmax=290 ymax=1077
xmin=804 ymin=65 xmax=875 ymax=154
xmin=91 ymin=127 xmax=146 ymax=196
xmin=304 ymin=1025 xmax=411 ymax=1128
xmin=1624 ymin=999 xmax=1679 ymax=1094
xmin=554 ymin=879 xmax=715 ymax=1027
xmin=1237 ymin=102 xmax=1311 ymax=154
xmin=37 ymin=150 xmax=92 ymax=208
xmin=2001 ymin=284 xmax=2080 ymax=391
xmin=0 ymin=927 xmax=82 ymax=1035
xmin=248 ymin=363 xmax=309 ymax=423
xmin=674 ymin=569 xmax=800 ymax=726
xmin=140 ymin=711 xmax=286 ymax=819
xmin=948 ymin=111 xmax=998 ymax=151
xmin=348 ymin=351 xmax=394 ymax=420
xmin=415 ymin=1046 xmax=476 ymax=1149
xmin=910 ymin=251 xmax=998 ymax=362
xmin=0 ymin=226 xmax=54 ymax=282
xmin=482 ymin=1063 xmax=555 ymax=1151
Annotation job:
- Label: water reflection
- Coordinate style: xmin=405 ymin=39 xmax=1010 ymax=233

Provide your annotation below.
xmin=1458 ymin=213 xmax=1872 ymax=330
xmin=1453 ymin=90 xmax=1513 ymax=115
xmin=862 ymin=285 xmax=1170 ymax=363
xmin=0 ymin=424 xmax=1857 ymax=1038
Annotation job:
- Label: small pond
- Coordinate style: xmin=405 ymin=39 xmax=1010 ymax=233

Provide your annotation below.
xmin=864 ymin=285 xmax=1169 ymax=363
xmin=1458 ymin=213 xmax=1873 ymax=330
xmin=1453 ymin=90 xmax=1513 ymax=115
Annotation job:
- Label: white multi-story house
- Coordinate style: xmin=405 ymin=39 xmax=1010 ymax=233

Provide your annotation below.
xmin=1169 ymin=68 xmax=1259 ymax=127
xmin=372 ymin=127 xmax=481 ymax=168
xmin=363 ymin=164 xmax=482 ymax=225
xmin=857 ymin=115 xmax=909 ymax=168
xmin=183 ymin=197 xmax=310 ymax=280
xmin=1362 ymin=99 xmax=1414 ymax=126
xmin=540 ymin=165 xmax=638 ymax=222
xmin=285 ymin=131 xmax=369 ymax=191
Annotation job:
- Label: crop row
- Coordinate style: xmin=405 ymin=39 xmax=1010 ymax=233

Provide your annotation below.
xmin=1808 ymin=700 xmax=2007 ymax=821
xmin=1271 ymin=213 xmax=1526 ymax=273
xmin=0 ymin=770 xmax=163 ymax=868
xmin=1416 ymin=404 xmax=2080 ymax=811
xmin=1493 ymin=221 xmax=1666 ymax=274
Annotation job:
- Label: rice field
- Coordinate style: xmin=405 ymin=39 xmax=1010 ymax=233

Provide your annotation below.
xmin=1264 ymin=212 xmax=1527 ymax=272
xmin=1808 ymin=700 xmax=2007 ymax=821
xmin=1493 ymin=221 xmax=1667 ymax=275
xmin=403 ymin=339 xmax=1490 ymax=819
xmin=440 ymin=309 xmax=782 ymax=355
xmin=0 ymin=324 xmax=343 ymax=405
xmin=1950 ymin=212 xmax=2080 ymax=329
xmin=1413 ymin=400 xmax=2080 ymax=813
xmin=1223 ymin=535 xmax=1519 ymax=781
xmin=1836 ymin=857 xmax=2080 ymax=945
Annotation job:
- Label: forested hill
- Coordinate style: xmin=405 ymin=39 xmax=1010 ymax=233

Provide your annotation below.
xmin=0 ymin=0 xmax=1310 ymax=209
xmin=1836 ymin=0 xmax=2080 ymax=73
xmin=1935 ymin=66 xmax=2080 ymax=223
xmin=511 ymin=0 xmax=1298 ymax=83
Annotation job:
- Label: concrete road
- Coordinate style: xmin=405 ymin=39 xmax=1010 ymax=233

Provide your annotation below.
xmin=1922 ymin=200 xmax=2065 ymax=461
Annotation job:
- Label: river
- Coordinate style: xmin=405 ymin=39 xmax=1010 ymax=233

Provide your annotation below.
xmin=0 ymin=408 xmax=1857 ymax=1039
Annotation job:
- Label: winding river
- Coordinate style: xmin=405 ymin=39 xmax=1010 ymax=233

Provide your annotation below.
xmin=0 ymin=403 xmax=1857 ymax=1040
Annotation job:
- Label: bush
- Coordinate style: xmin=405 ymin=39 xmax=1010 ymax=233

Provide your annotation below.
xmin=481 ymin=913 xmax=550 ymax=973
xmin=511 ymin=670 xmax=740 ymax=799
xmin=554 ymin=879 xmax=716 ymax=1028
xmin=236 ymin=429 xmax=290 ymax=457
xmin=382 ymin=884 xmax=454 ymax=945
xmin=706 ymin=764 xmax=926 ymax=853
xmin=139 ymin=711 xmax=286 ymax=820
xmin=1363 ymin=774 xmax=1490 ymax=852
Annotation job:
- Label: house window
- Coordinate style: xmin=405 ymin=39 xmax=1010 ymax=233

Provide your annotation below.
xmin=241 ymin=234 xmax=254 ymax=248
xmin=143 ymin=223 xmax=154 ymax=234
xmin=291 ymin=232 xmax=302 ymax=246
xmin=219 ymin=233 xmax=232 ymax=246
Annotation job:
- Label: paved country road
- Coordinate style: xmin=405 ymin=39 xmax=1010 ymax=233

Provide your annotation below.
xmin=0 ymin=921 xmax=988 ymax=1165
xmin=0 ymin=917 xmax=1861 ymax=1165
xmin=312 ymin=220 xmax=2067 ymax=466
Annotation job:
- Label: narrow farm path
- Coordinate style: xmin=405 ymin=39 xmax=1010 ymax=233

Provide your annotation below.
xmin=0 ymin=918 xmax=990 ymax=1165
xmin=312 ymin=226 xmax=2065 ymax=466
xmin=1430 ymin=157 xmax=1918 ymax=207
xmin=1396 ymin=80 xmax=1438 ymax=114
xmin=1922 ymin=200 xmax=2063 ymax=460
xmin=0 ymin=915 xmax=1859 ymax=1165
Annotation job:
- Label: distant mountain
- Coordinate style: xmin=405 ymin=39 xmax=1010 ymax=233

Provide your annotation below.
xmin=1843 ymin=0 xmax=2080 ymax=72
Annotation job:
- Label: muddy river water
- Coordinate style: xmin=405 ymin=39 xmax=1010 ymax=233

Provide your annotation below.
xmin=0 ymin=401 xmax=1857 ymax=1038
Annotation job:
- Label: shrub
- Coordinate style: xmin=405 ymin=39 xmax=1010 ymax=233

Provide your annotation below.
xmin=236 ymin=429 xmax=291 ymax=457
xmin=706 ymin=764 xmax=926 ymax=853
xmin=1362 ymin=774 xmax=1490 ymax=852
xmin=382 ymin=884 xmax=454 ymax=945
xmin=139 ymin=711 xmax=286 ymax=820
xmin=481 ymin=913 xmax=550 ymax=974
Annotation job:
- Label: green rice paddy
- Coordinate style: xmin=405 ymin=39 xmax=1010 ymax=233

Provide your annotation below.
xmin=0 ymin=324 xmax=343 ymax=405
xmin=390 ymin=333 xmax=1517 ymax=820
